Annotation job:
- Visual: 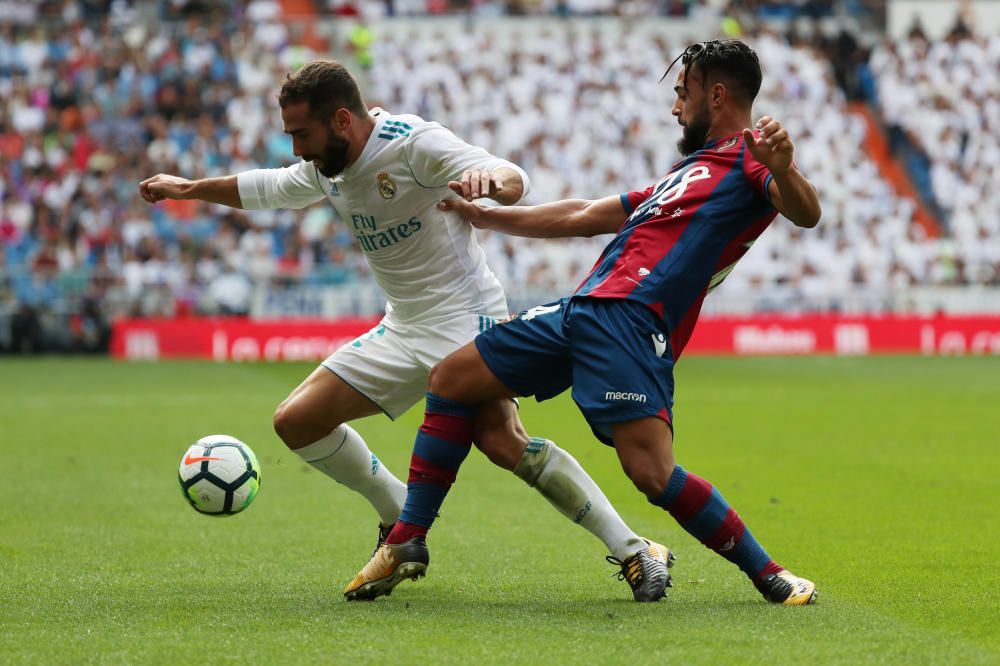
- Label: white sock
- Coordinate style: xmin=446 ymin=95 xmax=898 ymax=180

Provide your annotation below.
xmin=514 ymin=438 xmax=645 ymax=560
xmin=294 ymin=424 xmax=407 ymax=526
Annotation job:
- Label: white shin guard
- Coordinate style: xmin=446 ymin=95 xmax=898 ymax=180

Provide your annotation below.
xmin=294 ymin=424 xmax=407 ymax=526
xmin=514 ymin=438 xmax=645 ymax=560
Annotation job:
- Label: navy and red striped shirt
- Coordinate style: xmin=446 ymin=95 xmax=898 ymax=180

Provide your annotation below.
xmin=575 ymin=131 xmax=778 ymax=358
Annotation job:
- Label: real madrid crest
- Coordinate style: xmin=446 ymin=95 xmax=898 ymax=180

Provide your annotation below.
xmin=377 ymin=171 xmax=397 ymax=200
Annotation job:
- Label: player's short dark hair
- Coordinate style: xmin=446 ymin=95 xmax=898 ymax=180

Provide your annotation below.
xmin=278 ymin=60 xmax=368 ymax=120
xmin=663 ymin=40 xmax=762 ymax=104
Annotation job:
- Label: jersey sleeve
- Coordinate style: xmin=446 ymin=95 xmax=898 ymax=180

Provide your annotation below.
xmin=403 ymin=126 xmax=530 ymax=203
xmin=742 ymin=138 xmax=775 ymax=205
xmin=236 ymin=160 xmax=326 ymax=210
xmin=619 ymin=186 xmax=655 ymax=215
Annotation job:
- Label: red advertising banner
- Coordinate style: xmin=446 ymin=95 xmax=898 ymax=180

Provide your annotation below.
xmin=686 ymin=314 xmax=1000 ymax=356
xmin=110 ymin=317 xmax=381 ymax=361
xmin=110 ymin=314 xmax=1000 ymax=360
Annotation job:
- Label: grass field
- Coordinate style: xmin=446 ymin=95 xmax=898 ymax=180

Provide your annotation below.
xmin=1 ymin=356 xmax=998 ymax=664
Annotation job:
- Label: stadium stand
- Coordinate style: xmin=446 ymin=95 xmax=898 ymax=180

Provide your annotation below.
xmin=0 ymin=0 xmax=996 ymax=352
xmin=868 ymin=18 xmax=1000 ymax=288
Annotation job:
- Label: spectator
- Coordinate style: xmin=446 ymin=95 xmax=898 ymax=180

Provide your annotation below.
xmin=0 ymin=1 xmax=995 ymax=344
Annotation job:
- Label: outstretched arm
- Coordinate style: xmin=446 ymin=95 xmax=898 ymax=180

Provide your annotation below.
xmin=139 ymin=161 xmax=325 ymax=211
xmin=437 ymin=194 xmax=626 ymax=239
xmin=742 ymin=116 xmax=822 ymax=228
xmin=139 ymin=174 xmax=243 ymax=208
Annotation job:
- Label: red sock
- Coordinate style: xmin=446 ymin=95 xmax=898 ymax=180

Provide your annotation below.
xmin=385 ymin=520 xmax=428 ymax=545
xmin=757 ymin=560 xmax=784 ymax=579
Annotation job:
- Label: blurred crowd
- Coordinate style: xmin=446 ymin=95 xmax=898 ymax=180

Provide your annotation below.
xmin=0 ymin=0 xmax=997 ymax=353
xmin=321 ymin=0 xmax=869 ymax=20
xmin=869 ymin=18 xmax=1000 ymax=287
xmin=0 ymin=0 xmax=375 ymax=342
xmin=366 ymin=19 xmax=999 ymax=313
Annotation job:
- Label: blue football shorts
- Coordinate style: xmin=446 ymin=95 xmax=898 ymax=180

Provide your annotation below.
xmin=475 ymin=296 xmax=675 ymax=446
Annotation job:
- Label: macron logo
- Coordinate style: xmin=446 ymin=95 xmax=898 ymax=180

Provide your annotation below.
xmin=605 ymin=391 xmax=647 ymax=403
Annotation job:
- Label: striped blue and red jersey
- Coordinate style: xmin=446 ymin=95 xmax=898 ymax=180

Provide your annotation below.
xmin=575 ymin=131 xmax=779 ymax=358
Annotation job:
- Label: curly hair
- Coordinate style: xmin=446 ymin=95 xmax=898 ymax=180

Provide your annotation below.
xmin=663 ymin=40 xmax=762 ymax=104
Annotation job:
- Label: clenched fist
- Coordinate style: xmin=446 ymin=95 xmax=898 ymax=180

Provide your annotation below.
xmin=139 ymin=174 xmax=195 ymax=203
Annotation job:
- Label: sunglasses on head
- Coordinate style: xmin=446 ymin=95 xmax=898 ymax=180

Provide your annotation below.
xmin=661 ymin=41 xmax=719 ymax=83
xmin=683 ymin=42 xmax=709 ymax=58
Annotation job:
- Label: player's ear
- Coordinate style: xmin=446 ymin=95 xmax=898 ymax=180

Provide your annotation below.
xmin=711 ymin=82 xmax=726 ymax=108
xmin=332 ymin=107 xmax=352 ymax=132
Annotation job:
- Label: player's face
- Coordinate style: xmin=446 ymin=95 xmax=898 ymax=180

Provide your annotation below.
xmin=671 ymin=67 xmax=712 ymax=156
xmin=282 ymin=102 xmax=351 ymax=178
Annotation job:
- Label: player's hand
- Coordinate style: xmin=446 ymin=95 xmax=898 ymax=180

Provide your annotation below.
xmin=742 ymin=116 xmax=794 ymax=174
xmin=437 ymin=196 xmax=490 ymax=228
xmin=448 ymin=169 xmax=506 ymax=201
xmin=139 ymin=174 xmax=194 ymax=203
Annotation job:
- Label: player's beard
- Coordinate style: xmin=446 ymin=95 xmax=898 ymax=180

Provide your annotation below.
xmin=677 ymin=102 xmax=712 ymax=156
xmin=310 ymin=131 xmax=351 ymax=178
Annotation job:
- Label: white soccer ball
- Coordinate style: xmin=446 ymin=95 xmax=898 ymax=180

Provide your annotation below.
xmin=178 ymin=435 xmax=261 ymax=516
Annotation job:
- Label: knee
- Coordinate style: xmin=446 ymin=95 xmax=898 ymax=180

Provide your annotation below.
xmin=474 ymin=428 xmax=524 ymax=471
xmin=620 ymin=454 xmax=674 ymax=498
xmin=427 ymin=363 xmax=443 ymax=394
xmin=427 ymin=360 xmax=454 ymax=396
xmin=272 ymin=399 xmax=296 ymax=447
xmin=428 ymin=352 xmax=473 ymax=398
xmin=273 ymin=399 xmax=334 ymax=450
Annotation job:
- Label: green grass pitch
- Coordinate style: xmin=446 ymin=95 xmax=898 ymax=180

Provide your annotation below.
xmin=1 ymin=356 xmax=997 ymax=664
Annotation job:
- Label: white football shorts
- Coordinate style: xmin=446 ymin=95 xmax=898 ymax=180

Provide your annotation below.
xmin=321 ymin=311 xmax=501 ymax=419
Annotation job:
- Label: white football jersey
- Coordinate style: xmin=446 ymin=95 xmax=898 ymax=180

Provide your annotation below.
xmin=236 ymin=108 xmax=529 ymax=322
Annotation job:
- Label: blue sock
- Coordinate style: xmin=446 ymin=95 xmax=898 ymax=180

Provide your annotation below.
xmin=388 ymin=393 xmax=476 ymax=544
xmin=648 ymin=465 xmax=782 ymax=580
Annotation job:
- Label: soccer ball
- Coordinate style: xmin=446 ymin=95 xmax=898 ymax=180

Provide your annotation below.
xmin=178 ymin=435 xmax=261 ymax=516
